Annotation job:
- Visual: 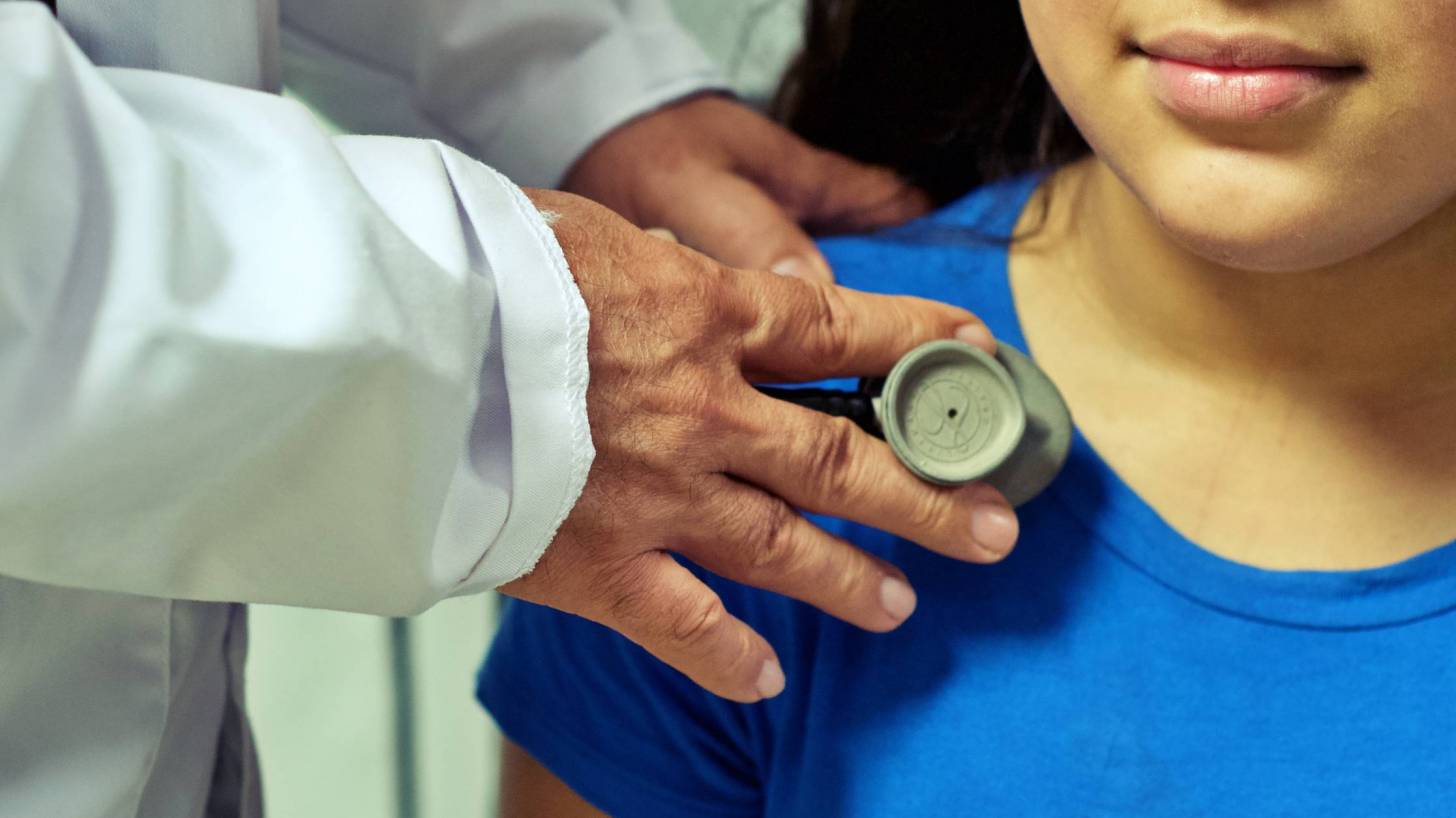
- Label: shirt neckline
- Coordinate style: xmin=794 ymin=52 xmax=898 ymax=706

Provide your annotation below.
xmin=967 ymin=173 xmax=1456 ymax=630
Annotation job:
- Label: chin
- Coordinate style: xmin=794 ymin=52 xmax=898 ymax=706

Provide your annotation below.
xmin=1128 ymin=165 xmax=1402 ymax=273
xmin=1150 ymin=201 xmax=1358 ymax=273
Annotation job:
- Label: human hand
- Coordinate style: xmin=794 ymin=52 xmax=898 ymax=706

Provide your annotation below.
xmin=562 ymin=95 xmax=930 ymax=282
xmin=501 ymin=190 xmax=1018 ymax=703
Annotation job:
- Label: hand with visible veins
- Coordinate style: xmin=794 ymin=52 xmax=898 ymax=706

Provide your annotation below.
xmin=502 ymin=190 xmax=1020 ymax=703
xmin=562 ymin=95 xmax=932 ymax=281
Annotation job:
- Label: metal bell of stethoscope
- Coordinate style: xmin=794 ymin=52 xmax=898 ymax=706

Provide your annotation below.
xmin=758 ymin=340 xmax=1073 ymax=507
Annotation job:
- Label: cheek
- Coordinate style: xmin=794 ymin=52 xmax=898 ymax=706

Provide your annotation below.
xmin=1380 ymin=4 xmax=1456 ymax=147
xmin=1020 ymin=0 xmax=1138 ymax=175
xmin=1044 ymin=2 xmax=1456 ymax=272
xmin=1020 ymin=0 xmax=1120 ymax=92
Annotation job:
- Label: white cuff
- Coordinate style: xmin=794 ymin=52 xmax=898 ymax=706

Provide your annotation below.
xmin=435 ymin=153 xmax=594 ymax=591
xmin=338 ymin=135 xmax=593 ymax=598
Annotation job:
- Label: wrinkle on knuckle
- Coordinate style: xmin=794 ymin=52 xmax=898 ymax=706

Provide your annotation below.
xmin=700 ymin=255 xmax=734 ymax=292
xmin=907 ymin=488 xmax=959 ymax=540
xmin=719 ymin=392 xmax=762 ymax=439
xmin=701 ymin=373 xmax=760 ymax=435
xmin=682 ymin=472 xmax=721 ymax=511
xmin=668 ymin=379 xmax=728 ymax=440
xmin=809 ymin=283 xmax=857 ymax=371
xmin=745 ymin=501 xmax=800 ymax=576
xmin=672 ymin=251 xmax=715 ymax=298
xmin=703 ymin=264 xmax=756 ymax=334
xmin=630 ymin=369 xmax=741 ymax=477
xmin=806 ymin=417 xmax=861 ymax=499
xmin=718 ymin=321 xmax=749 ymax=365
xmin=667 ymin=593 xmax=729 ymax=653
xmin=692 ymin=274 xmax=726 ymax=329
xmin=675 ymin=372 xmax=718 ymax=423
xmin=822 ymin=546 xmax=867 ymax=603
xmin=598 ymin=556 xmax=658 ymax=627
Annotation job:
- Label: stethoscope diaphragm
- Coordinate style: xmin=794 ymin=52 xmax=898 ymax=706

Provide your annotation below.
xmin=759 ymin=340 xmax=1072 ymax=506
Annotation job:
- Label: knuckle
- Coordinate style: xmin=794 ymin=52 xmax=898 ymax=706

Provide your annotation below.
xmin=907 ymin=488 xmax=961 ymax=538
xmin=598 ymin=556 xmax=658 ymax=626
xmin=667 ymin=593 xmax=730 ymax=651
xmin=745 ymin=500 xmax=801 ymax=576
xmin=805 ymin=417 xmax=862 ymax=495
xmin=808 ymin=283 xmax=857 ymax=370
xmin=669 ymin=370 xmax=717 ymax=423
xmin=711 ymin=265 xmax=759 ymax=333
xmin=633 ymin=354 xmax=705 ymax=412
xmin=823 ymin=549 xmax=870 ymax=604
xmin=691 ymin=257 xmax=730 ymax=303
xmin=648 ymin=374 xmax=741 ymax=469
xmin=681 ymin=471 xmax=720 ymax=511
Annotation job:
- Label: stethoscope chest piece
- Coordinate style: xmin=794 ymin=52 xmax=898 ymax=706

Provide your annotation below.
xmin=878 ymin=341 xmax=1025 ymax=486
xmin=873 ymin=340 xmax=1072 ymax=506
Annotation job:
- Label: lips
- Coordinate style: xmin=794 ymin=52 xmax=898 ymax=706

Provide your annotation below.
xmin=1135 ymin=31 xmax=1362 ymax=122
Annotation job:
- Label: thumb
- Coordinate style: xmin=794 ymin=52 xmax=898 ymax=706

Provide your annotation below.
xmin=663 ymin=168 xmax=837 ymax=282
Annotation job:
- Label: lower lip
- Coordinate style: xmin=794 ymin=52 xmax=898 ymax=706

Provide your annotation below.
xmin=1146 ymin=56 xmax=1348 ymax=122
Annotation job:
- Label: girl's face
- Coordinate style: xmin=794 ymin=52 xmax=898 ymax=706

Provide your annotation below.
xmin=1020 ymin=0 xmax=1456 ymax=272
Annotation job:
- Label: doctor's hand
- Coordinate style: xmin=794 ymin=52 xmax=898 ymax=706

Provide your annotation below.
xmin=561 ymin=95 xmax=930 ymax=282
xmin=502 ymin=190 xmax=1018 ymax=703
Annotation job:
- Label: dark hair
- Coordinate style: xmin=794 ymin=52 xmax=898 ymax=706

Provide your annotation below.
xmin=772 ymin=1 xmax=1090 ymax=207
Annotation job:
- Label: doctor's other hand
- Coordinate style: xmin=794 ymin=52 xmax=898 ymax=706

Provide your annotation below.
xmin=562 ymin=95 xmax=931 ymax=282
xmin=501 ymin=190 xmax=1019 ymax=704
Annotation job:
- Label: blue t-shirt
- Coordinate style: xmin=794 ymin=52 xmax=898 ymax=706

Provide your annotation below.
xmin=477 ymin=176 xmax=1456 ymax=817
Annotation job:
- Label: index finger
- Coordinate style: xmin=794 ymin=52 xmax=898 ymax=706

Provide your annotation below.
xmin=733 ymin=270 xmax=994 ymax=381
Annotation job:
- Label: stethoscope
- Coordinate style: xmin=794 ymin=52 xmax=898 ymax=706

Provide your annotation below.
xmin=758 ymin=340 xmax=1073 ymax=506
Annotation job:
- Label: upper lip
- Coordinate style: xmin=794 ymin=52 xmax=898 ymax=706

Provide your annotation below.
xmin=1137 ymin=31 xmax=1360 ymax=70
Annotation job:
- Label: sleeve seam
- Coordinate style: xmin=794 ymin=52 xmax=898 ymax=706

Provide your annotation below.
xmin=466 ymin=161 xmax=593 ymax=587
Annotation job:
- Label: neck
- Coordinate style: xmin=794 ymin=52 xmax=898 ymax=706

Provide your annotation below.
xmin=1013 ymin=161 xmax=1456 ymax=570
xmin=1056 ymin=161 xmax=1456 ymax=398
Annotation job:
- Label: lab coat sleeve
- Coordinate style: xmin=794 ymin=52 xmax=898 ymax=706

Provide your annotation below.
xmin=278 ymin=0 xmax=728 ymax=187
xmin=0 ymin=4 xmax=593 ymax=615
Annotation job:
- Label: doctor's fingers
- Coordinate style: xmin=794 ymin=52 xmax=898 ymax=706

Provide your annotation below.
xmin=725 ymin=396 xmax=1019 ymax=563
xmin=582 ymin=551 xmax=784 ymax=703
xmin=699 ymin=94 xmax=931 ymax=233
xmin=675 ymin=477 xmax=917 ymax=633
xmin=730 ymin=269 xmax=994 ymax=382
xmin=741 ymin=141 xmax=934 ymax=236
xmin=653 ymin=166 xmax=835 ymax=281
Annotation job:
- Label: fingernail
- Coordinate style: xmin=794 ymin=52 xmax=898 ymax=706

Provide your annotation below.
xmin=955 ymin=323 xmax=996 ymax=351
xmin=879 ymin=576 xmax=918 ymax=622
xmin=971 ymin=504 xmax=1019 ymax=558
xmin=756 ymin=659 xmax=786 ymax=699
xmin=770 ymin=256 xmax=810 ymax=278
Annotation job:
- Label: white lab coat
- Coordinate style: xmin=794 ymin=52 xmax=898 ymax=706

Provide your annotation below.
xmin=0 ymin=1 xmax=720 ymax=815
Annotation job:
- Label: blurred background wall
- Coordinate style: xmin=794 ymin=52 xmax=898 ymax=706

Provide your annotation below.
xmin=246 ymin=3 xmax=804 ymax=817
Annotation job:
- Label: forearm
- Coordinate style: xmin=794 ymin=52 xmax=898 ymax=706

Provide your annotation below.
xmin=0 ymin=6 xmax=591 ymax=613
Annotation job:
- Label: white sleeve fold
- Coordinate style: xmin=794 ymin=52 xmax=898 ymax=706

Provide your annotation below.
xmin=0 ymin=5 xmax=592 ymax=615
xmin=279 ymin=0 xmax=728 ymax=187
